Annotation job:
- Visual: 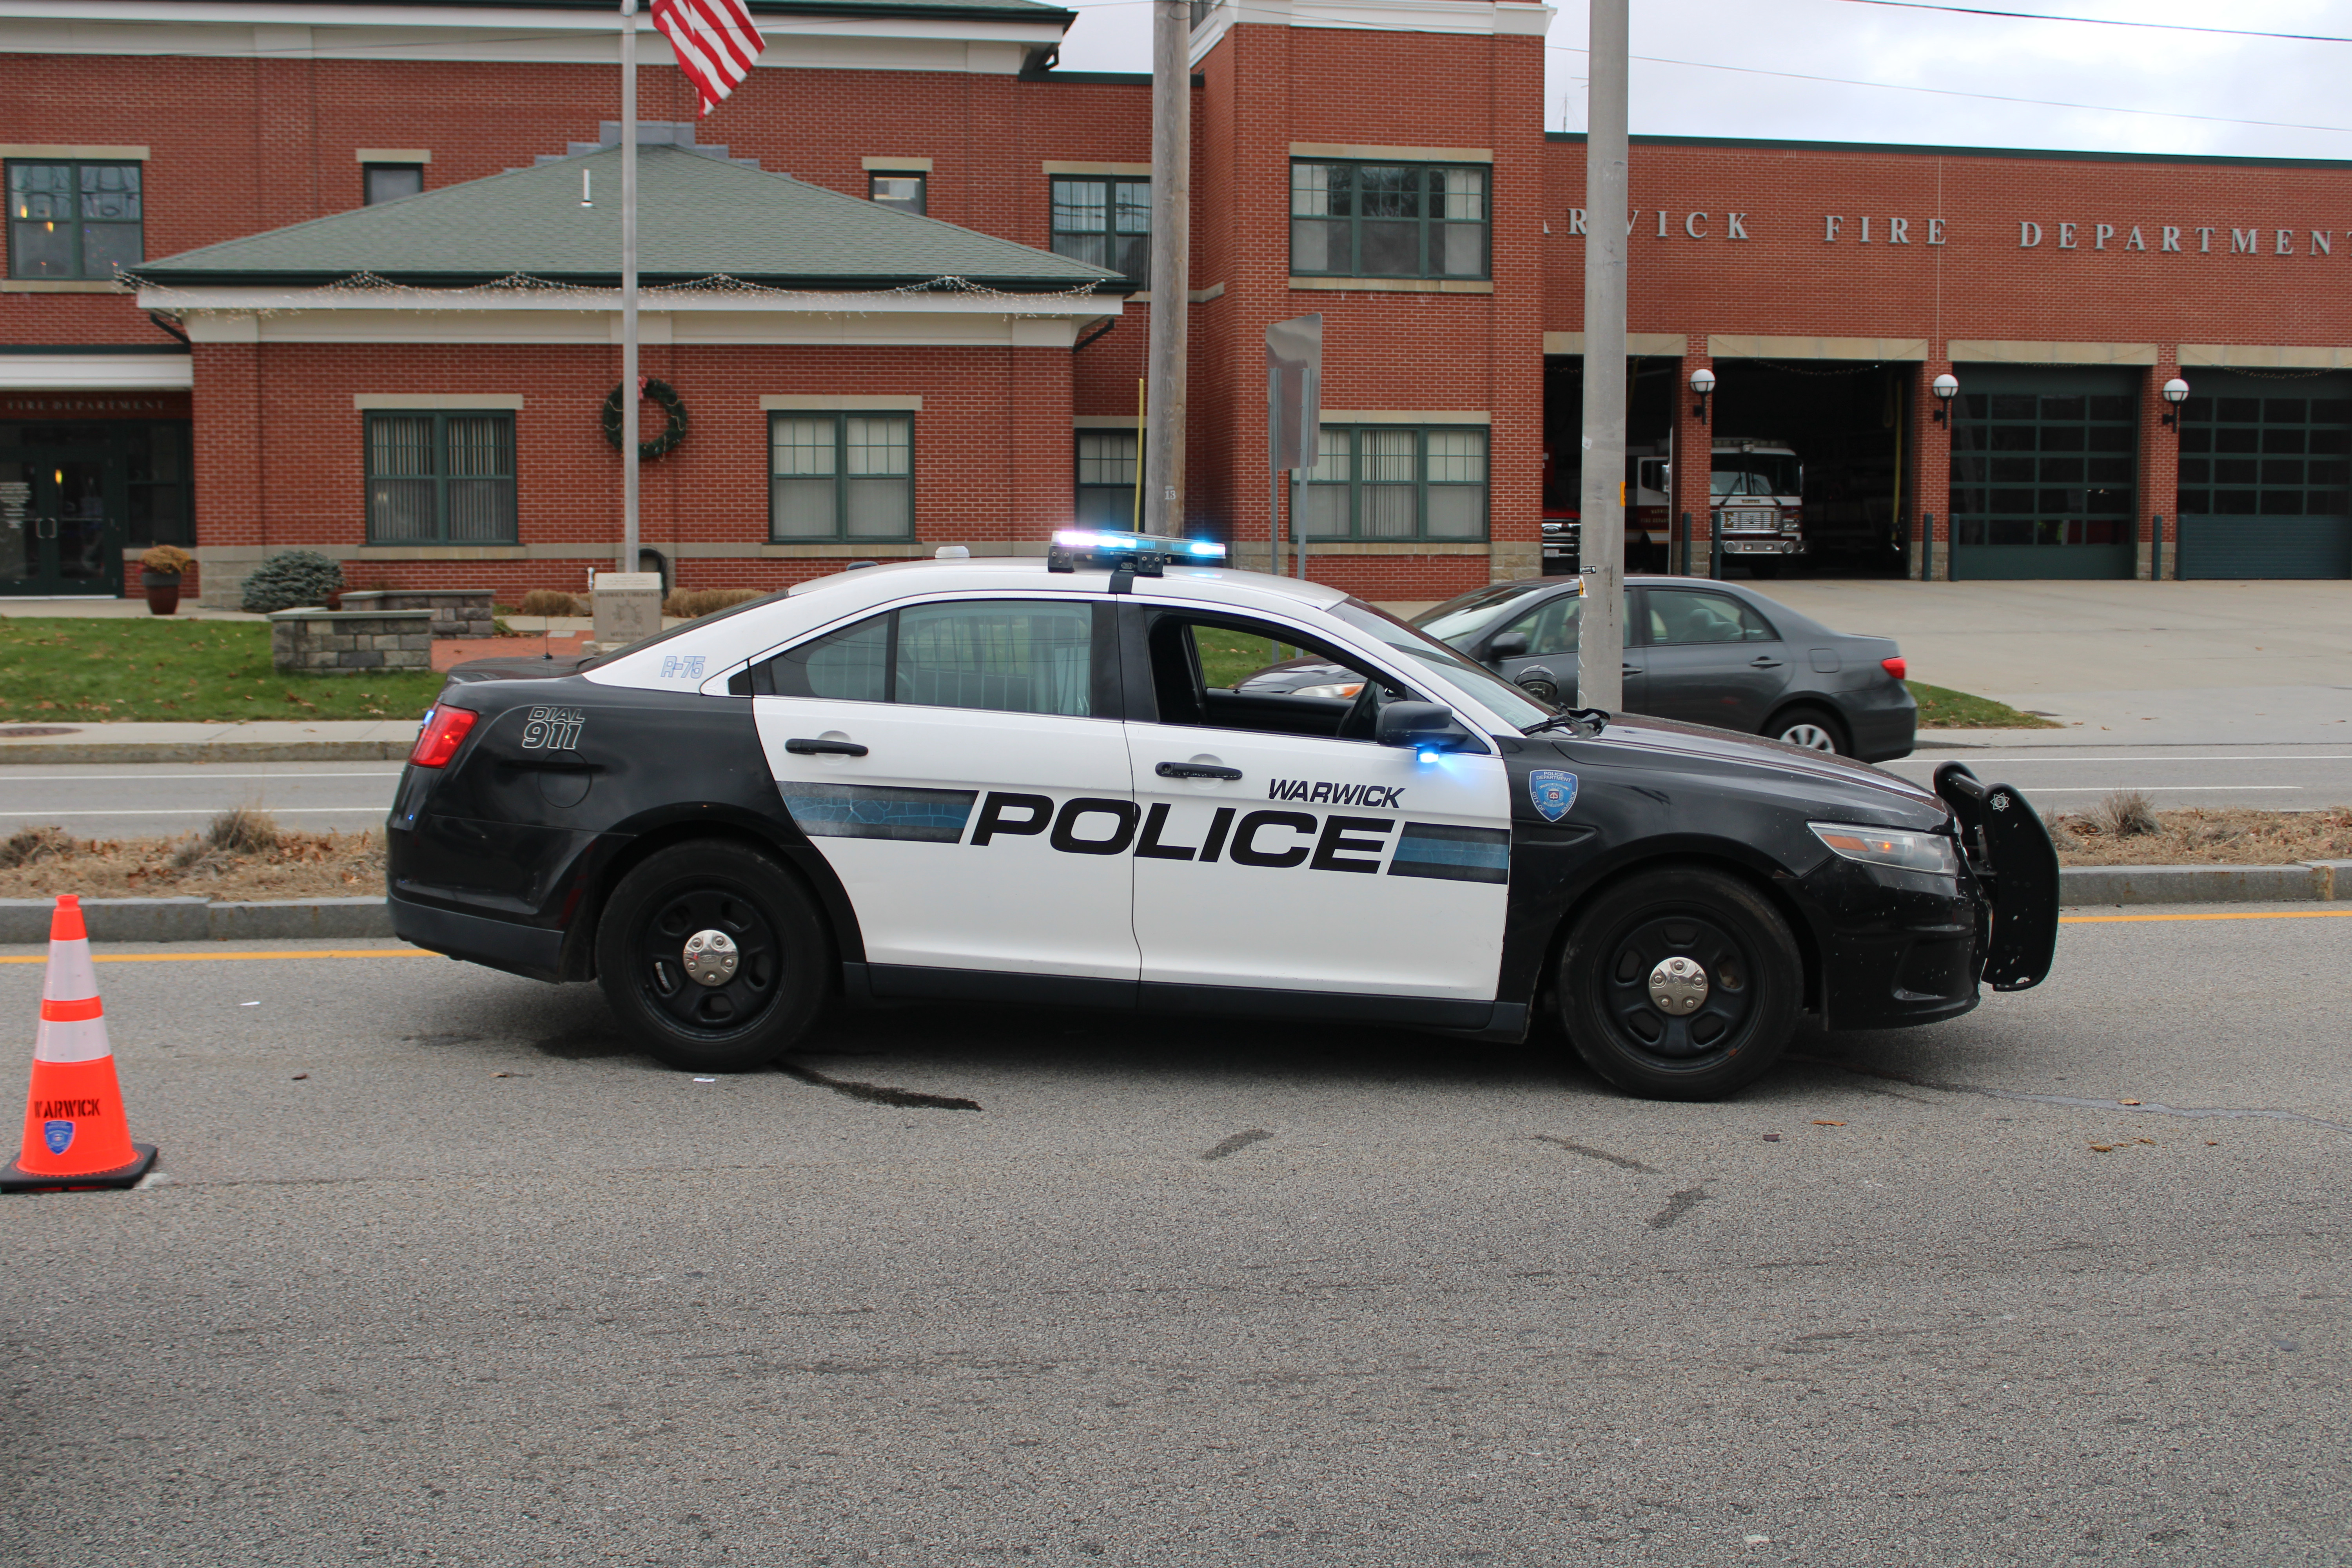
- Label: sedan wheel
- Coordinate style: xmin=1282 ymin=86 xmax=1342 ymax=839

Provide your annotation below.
xmin=1770 ymin=705 xmax=1847 ymax=755
xmin=595 ymin=840 xmax=832 ymax=1072
xmin=1557 ymin=867 xmax=1801 ymax=1099
xmin=1519 ymin=677 xmax=1560 ymax=704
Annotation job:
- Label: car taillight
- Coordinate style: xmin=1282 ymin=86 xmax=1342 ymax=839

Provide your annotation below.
xmin=1881 ymin=656 xmax=1907 ymax=682
xmin=410 ymin=704 xmax=478 ymax=768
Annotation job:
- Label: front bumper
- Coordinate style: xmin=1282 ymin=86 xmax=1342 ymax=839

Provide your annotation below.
xmin=1804 ymin=854 xmax=1987 ymax=1031
xmin=1720 ymin=535 xmax=1800 ymax=555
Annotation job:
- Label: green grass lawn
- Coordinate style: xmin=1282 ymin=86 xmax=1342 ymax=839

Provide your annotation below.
xmin=1192 ymin=625 xmax=1306 ymax=689
xmin=0 ymin=620 xmax=448 ymax=723
xmin=1907 ymin=681 xmax=2061 ymax=730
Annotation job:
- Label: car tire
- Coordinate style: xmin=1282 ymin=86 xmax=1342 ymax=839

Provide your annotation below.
xmin=1768 ymin=704 xmax=1848 ymax=755
xmin=1518 ymin=676 xmax=1561 ymax=704
xmin=594 ymin=839 xmax=833 ymax=1073
xmin=1557 ymin=866 xmax=1802 ymax=1101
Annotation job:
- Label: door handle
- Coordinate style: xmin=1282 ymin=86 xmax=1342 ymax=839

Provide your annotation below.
xmin=785 ymin=737 xmax=868 ymax=757
xmin=1155 ymin=760 xmax=1241 ymax=781
xmin=1621 ymin=664 xmax=1640 ymax=676
xmin=1749 ymin=657 xmax=1784 ymax=668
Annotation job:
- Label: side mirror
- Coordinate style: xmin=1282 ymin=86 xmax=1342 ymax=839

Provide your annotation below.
xmin=1484 ymin=631 xmax=1529 ymax=664
xmin=1376 ymin=700 xmax=1477 ymax=754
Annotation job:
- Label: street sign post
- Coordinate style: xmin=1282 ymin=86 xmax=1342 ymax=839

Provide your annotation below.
xmin=1266 ymin=313 xmax=1322 ymax=580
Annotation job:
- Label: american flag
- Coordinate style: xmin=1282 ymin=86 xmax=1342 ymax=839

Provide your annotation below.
xmin=650 ymin=0 xmax=766 ymax=116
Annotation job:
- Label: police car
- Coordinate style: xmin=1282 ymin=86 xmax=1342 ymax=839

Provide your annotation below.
xmin=388 ymin=531 xmax=2058 ymax=1100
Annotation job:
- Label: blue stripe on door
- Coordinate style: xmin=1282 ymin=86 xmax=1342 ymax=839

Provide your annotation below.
xmin=779 ymin=782 xmax=978 ymax=842
xmin=1387 ymin=822 xmax=1510 ymax=884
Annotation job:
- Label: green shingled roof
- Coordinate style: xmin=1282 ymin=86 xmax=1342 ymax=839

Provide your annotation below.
xmin=135 ymin=144 xmax=1123 ymax=292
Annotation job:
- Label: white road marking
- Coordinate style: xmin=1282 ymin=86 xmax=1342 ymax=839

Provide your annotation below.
xmin=0 ymin=771 xmax=404 ymax=782
xmin=2021 ymin=785 xmax=2302 ymax=793
xmin=0 ymin=806 xmax=388 ymax=817
xmin=1916 ymin=754 xmax=2352 ymax=764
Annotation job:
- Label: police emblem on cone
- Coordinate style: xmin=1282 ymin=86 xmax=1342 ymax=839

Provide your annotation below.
xmin=3 ymin=895 xmax=156 ymax=1193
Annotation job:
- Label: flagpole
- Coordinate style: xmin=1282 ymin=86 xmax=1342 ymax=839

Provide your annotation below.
xmin=619 ymin=0 xmax=640 ymax=577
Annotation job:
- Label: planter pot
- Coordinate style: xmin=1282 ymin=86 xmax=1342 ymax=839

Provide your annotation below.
xmin=140 ymin=571 xmax=182 ymax=616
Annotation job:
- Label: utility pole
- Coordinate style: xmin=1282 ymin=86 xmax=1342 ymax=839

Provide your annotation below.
xmin=619 ymin=0 xmax=640 ymax=575
xmin=1575 ymin=0 xmax=1628 ymax=711
xmin=1142 ymin=0 xmax=1189 ymax=537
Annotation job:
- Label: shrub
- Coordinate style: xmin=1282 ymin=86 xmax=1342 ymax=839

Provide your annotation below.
xmin=518 ymin=588 xmax=586 ymax=617
xmin=139 ymin=544 xmax=195 ymax=576
xmin=662 ymin=586 xmax=764 ymax=618
xmin=206 ymin=805 xmax=279 ymax=855
xmin=240 ymin=550 xmax=344 ymax=614
xmin=0 ymin=825 xmax=74 ymax=869
xmin=2094 ymin=789 xmax=2160 ymax=839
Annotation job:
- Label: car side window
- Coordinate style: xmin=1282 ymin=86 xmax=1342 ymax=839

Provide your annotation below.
xmin=1645 ymin=588 xmax=1777 ymax=647
xmin=1145 ymin=611 xmax=1418 ymax=742
xmin=1494 ymin=595 xmax=1579 ymax=657
xmin=895 ymin=601 xmax=1093 ymax=717
xmin=752 ymin=600 xmax=1107 ymax=716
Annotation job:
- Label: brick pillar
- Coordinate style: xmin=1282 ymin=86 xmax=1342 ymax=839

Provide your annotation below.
xmin=2141 ymin=352 xmax=2182 ymax=580
xmin=1912 ymin=357 xmax=1954 ymax=582
xmin=191 ymin=336 xmax=263 ymax=607
xmin=1674 ymin=345 xmax=1715 ymax=575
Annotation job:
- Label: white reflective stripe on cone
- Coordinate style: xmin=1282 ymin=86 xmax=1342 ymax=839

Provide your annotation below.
xmin=40 ymin=936 xmax=98 ymax=1006
xmin=33 ymin=1012 xmax=114 ymax=1065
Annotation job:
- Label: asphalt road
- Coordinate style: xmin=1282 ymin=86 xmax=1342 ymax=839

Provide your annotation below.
xmin=1 ymin=742 xmax=2346 ymax=842
xmin=1881 ymin=743 xmax=2352 ymax=813
xmin=0 ymin=762 xmax=405 ymax=837
xmin=5 ymin=909 xmax=2348 ymax=1566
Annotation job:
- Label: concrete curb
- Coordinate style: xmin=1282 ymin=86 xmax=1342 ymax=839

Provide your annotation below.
xmin=3 ymin=863 xmax=2351 ymax=945
xmin=0 ymin=897 xmax=394 ymax=944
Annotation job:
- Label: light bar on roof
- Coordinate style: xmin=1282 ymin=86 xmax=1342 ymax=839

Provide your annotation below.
xmin=1046 ymin=530 xmax=1227 ymax=576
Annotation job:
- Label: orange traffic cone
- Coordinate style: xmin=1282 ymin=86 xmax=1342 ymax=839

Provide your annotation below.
xmin=3 ymin=895 xmax=156 ymax=1193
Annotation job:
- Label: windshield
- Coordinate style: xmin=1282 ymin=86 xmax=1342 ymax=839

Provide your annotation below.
xmin=1409 ymin=579 xmax=1553 ymax=645
xmin=1330 ymin=598 xmax=1556 ymax=731
xmin=1712 ymin=455 xmax=1799 ymax=497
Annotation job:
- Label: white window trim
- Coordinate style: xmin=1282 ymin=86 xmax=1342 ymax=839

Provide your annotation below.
xmin=352 ymin=392 xmax=523 ymax=409
xmin=760 ymin=394 xmax=924 ymax=410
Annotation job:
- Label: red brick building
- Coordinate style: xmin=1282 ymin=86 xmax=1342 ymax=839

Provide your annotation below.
xmin=4 ymin=0 xmax=2348 ymax=604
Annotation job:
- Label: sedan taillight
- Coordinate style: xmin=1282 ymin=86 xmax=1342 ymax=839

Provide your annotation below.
xmin=1881 ymin=656 xmax=1908 ymax=682
xmin=410 ymin=704 xmax=478 ymax=768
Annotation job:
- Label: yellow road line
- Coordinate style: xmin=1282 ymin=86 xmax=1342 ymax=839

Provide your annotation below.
xmin=2062 ymin=909 xmax=2352 ymax=924
xmin=0 ymin=948 xmax=430 ymax=965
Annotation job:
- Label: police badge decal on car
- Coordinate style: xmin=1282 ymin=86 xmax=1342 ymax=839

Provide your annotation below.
xmin=1529 ymin=769 xmax=1579 ymax=822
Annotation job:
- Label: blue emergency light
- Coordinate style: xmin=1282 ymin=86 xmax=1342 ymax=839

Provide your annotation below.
xmin=1046 ymin=529 xmax=1227 ymax=577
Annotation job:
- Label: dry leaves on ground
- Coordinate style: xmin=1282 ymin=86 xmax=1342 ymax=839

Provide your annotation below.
xmin=0 ymin=816 xmax=385 ymax=900
xmin=2046 ymin=804 xmax=2352 ymax=866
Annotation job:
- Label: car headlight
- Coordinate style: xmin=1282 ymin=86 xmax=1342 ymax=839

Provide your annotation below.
xmin=1292 ymin=681 xmax=1366 ymax=700
xmin=1809 ymin=822 xmax=1958 ymax=875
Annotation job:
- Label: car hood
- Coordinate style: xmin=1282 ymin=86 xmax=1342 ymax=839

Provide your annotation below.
xmin=1573 ymin=711 xmax=1943 ymax=815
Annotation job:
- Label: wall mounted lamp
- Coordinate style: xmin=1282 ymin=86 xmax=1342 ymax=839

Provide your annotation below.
xmin=1931 ymin=372 xmax=1959 ymax=426
xmin=1690 ymin=366 xmax=1715 ymax=425
xmin=2160 ymin=376 xmax=2190 ymax=427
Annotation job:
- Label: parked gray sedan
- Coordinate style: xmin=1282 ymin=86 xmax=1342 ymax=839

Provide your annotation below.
xmin=1238 ymin=575 xmax=1917 ymax=761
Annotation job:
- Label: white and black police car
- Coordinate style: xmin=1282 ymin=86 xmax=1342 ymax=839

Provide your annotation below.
xmin=388 ymin=531 xmax=2058 ymax=1100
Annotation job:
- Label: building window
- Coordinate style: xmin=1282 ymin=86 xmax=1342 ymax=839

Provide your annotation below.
xmin=868 ymin=171 xmax=926 ymax=216
xmin=1075 ymin=429 xmax=1138 ymax=527
xmin=2176 ymin=392 xmax=2351 ymax=519
xmin=1051 ymin=176 xmax=1149 ymax=281
xmin=1296 ymin=425 xmax=1488 ymax=541
xmin=365 ymin=411 xmax=517 ymax=544
xmin=1290 ymin=160 xmax=1488 ymax=280
xmin=771 ymin=412 xmax=914 ymax=540
xmin=363 ymin=163 xmax=425 ymax=205
xmin=7 ymin=160 xmax=142 ymax=279
xmin=1949 ymin=387 xmax=2135 ymax=547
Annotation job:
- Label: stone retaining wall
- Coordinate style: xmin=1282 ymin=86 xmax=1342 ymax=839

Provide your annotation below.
xmin=269 ymin=608 xmax=435 ymax=673
xmin=338 ymin=587 xmax=495 ymax=637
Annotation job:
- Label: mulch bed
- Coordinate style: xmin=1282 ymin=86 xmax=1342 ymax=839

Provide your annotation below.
xmin=0 ymin=820 xmax=383 ymax=901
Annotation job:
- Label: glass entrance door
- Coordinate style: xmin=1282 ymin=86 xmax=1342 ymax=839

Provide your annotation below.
xmin=0 ymin=454 xmax=122 ymax=595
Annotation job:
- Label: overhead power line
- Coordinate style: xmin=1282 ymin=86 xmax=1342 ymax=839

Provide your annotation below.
xmin=1827 ymin=0 xmax=2352 ymax=46
xmin=1545 ymin=44 xmax=2352 ymax=138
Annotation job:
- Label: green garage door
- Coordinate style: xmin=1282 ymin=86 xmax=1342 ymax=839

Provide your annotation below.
xmin=1948 ymin=366 xmax=2137 ymax=580
xmin=2175 ymin=374 xmax=2352 ymax=579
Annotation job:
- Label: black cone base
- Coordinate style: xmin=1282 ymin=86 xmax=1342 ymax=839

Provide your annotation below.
xmin=2 ymin=1142 xmax=158 ymax=1193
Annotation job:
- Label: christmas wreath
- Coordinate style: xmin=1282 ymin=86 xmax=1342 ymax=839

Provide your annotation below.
xmin=602 ymin=376 xmax=689 ymax=460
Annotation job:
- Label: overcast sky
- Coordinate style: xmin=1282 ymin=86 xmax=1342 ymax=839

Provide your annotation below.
xmin=1053 ymin=0 xmax=2352 ymax=161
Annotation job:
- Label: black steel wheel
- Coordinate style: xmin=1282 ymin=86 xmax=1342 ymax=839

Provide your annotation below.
xmin=1557 ymin=866 xmax=1801 ymax=1100
xmin=594 ymin=840 xmax=831 ymax=1072
xmin=1768 ymin=703 xmax=1849 ymax=755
